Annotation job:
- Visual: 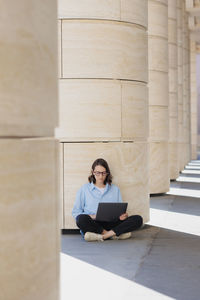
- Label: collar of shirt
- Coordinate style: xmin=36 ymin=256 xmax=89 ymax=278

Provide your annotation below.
xmin=89 ymin=182 xmax=109 ymax=194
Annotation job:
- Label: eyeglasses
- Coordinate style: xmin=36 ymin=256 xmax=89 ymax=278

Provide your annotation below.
xmin=93 ymin=171 xmax=108 ymax=176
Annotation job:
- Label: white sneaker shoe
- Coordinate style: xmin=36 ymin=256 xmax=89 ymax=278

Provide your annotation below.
xmin=84 ymin=232 xmax=104 ymax=242
xmin=111 ymin=232 xmax=132 ymax=240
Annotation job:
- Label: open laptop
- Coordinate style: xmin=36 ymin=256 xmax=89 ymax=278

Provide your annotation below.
xmin=95 ymin=202 xmax=128 ymax=222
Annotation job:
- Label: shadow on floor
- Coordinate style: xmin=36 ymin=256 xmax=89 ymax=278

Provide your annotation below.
xmin=62 ymin=225 xmax=155 ymax=281
xmin=134 ymin=226 xmax=200 ymax=300
xmin=61 ymin=224 xmax=200 ymax=300
xmin=62 ymin=158 xmax=200 ymax=300
xmin=150 ymin=194 xmax=200 ymax=216
xmin=170 ymin=179 xmax=200 ymax=190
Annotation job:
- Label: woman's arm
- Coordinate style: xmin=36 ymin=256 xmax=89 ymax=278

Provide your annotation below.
xmin=117 ymin=186 xmax=123 ymax=203
xmin=117 ymin=186 xmax=128 ymax=220
xmin=72 ymin=187 xmax=85 ymax=219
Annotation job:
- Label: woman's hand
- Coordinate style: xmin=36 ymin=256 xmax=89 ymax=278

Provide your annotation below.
xmin=119 ymin=213 xmax=128 ymax=221
xmin=89 ymin=214 xmax=96 ymax=220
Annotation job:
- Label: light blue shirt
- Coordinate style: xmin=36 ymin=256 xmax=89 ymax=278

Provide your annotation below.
xmin=72 ymin=182 xmax=122 ymax=219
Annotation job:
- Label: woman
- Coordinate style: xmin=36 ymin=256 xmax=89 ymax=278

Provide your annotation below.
xmin=72 ymin=158 xmax=143 ymax=242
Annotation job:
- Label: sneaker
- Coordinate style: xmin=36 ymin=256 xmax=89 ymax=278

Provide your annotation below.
xmin=84 ymin=232 xmax=104 ymax=242
xmin=111 ymin=232 xmax=132 ymax=240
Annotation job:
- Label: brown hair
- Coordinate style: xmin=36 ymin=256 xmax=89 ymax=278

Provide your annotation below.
xmin=88 ymin=158 xmax=113 ymax=185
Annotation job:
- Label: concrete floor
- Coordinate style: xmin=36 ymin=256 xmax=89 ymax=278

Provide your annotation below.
xmin=61 ymin=159 xmax=200 ymax=300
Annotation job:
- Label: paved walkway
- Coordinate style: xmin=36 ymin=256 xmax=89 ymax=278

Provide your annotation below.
xmin=61 ymin=159 xmax=200 ymax=300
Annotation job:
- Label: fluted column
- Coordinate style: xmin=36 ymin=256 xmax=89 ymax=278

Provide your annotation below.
xmin=58 ymin=0 xmax=149 ymax=228
xmin=148 ymin=0 xmax=170 ymax=193
xmin=0 ymin=1 xmax=59 ymax=300
xmin=190 ymin=39 xmax=198 ymax=159
xmin=168 ymin=0 xmax=179 ymax=180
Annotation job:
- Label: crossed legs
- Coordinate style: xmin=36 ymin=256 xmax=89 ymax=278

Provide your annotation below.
xmin=76 ymin=214 xmax=143 ymax=240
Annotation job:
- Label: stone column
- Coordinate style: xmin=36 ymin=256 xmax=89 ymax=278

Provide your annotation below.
xmin=0 ymin=1 xmax=59 ymax=300
xmin=148 ymin=0 xmax=170 ymax=193
xmin=197 ymin=46 xmax=200 ymax=150
xmin=58 ymin=0 xmax=149 ymax=229
xmin=177 ymin=0 xmax=184 ymax=171
xmin=182 ymin=4 xmax=191 ymax=166
xmin=168 ymin=0 xmax=179 ymax=180
xmin=190 ymin=39 xmax=198 ymax=159
xmin=186 ymin=18 xmax=191 ymax=163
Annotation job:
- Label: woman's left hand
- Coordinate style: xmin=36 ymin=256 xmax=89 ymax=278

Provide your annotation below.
xmin=119 ymin=213 xmax=128 ymax=221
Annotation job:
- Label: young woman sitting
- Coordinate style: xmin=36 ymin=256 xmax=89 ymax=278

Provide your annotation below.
xmin=72 ymin=158 xmax=143 ymax=242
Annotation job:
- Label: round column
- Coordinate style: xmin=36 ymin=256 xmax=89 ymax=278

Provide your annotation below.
xmin=168 ymin=0 xmax=179 ymax=180
xmin=0 ymin=1 xmax=59 ymax=299
xmin=186 ymin=17 xmax=191 ymax=163
xmin=0 ymin=1 xmax=58 ymax=137
xmin=58 ymin=0 xmax=149 ymax=228
xmin=190 ymin=40 xmax=198 ymax=159
xmin=182 ymin=4 xmax=191 ymax=166
xmin=148 ymin=0 xmax=170 ymax=193
xmin=197 ymin=45 xmax=200 ymax=150
xmin=177 ymin=0 xmax=184 ymax=171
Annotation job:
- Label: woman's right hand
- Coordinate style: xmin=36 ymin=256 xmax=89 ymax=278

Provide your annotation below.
xmin=89 ymin=214 xmax=96 ymax=220
xmin=119 ymin=213 xmax=128 ymax=221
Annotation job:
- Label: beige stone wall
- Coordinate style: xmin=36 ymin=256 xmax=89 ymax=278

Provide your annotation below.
xmin=149 ymin=142 xmax=169 ymax=194
xmin=0 ymin=2 xmax=59 ymax=300
xmin=148 ymin=0 xmax=170 ymax=193
xmin=58 ymin=0 xmax=149 ymax=228
xmin=168 ymin=0 xmax=179 ymax=180
xmin=58 ymin=80 xmax=148 ymax=141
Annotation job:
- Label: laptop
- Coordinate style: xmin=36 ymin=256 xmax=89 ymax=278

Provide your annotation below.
xmin=95 ymin=202 xmax=128 ymax=222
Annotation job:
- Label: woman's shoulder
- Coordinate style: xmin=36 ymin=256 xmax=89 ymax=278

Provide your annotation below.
xmin=78 ymin=182 xmax=91 ymax=191
xmin=109 ymin=183 xmax=120 ymax=191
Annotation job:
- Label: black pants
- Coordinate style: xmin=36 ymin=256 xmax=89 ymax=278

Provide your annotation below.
xmin=76 ymin=214 xmax=143 ymax=236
